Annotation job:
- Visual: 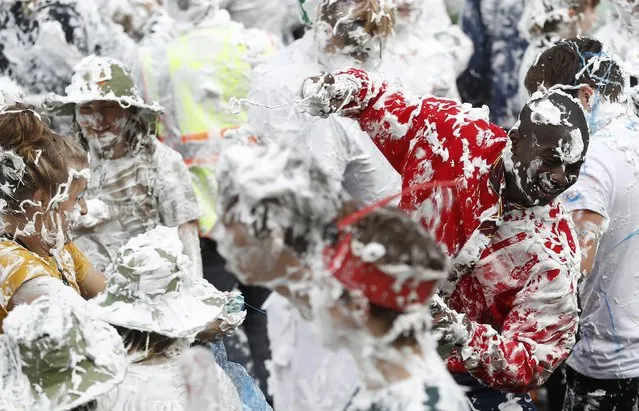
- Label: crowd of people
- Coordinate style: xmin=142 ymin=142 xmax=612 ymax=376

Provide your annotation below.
xmin=0 ymin=0 xmax=637 ymax=410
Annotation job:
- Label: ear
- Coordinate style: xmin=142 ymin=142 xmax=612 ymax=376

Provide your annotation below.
xmin=577 ymin=86 xmax=595 ymax=111
xmin=509 ymin=129 xmax=523 ymax=150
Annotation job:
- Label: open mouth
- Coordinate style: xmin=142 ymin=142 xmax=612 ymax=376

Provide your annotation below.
xmin=91 ymin=127 xmax=109 ymax=134
xmin=537 ymin=176 xmax=564 ymax=198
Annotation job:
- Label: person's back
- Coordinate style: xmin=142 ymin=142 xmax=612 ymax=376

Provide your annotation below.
xmin=160 ymin=9 xmax=277 ymax=156
xmin=564 ymin=108 xmax=639 ymax=379
xmin=248 ymin=0 xmax=402 ymax=205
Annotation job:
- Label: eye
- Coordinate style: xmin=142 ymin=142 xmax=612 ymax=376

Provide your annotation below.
xmin=77 ymin=191 xmax=86 ymax=200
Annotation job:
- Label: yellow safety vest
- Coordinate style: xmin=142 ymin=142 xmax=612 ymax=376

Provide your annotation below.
xmin=159 ymin=24 xmax=276 ymax=238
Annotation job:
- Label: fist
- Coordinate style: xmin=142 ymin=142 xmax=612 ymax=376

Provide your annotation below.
xmin=299 ymin=72 xmax=358 ymax=118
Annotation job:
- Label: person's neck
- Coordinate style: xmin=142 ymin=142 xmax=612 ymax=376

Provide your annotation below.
xmin=355 ymin=340 xmax=421 ymax=390
xmin=4 ymin=218 xmax=50 ymax=257
xmin=13 ymin=232 xmax=50 ymax=257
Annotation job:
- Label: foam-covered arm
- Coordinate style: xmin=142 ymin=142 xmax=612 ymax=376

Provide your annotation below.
xmin=459 ymin=266 xmax=578 ymax=392
xmin=179 ymin=221 xmax=203 ymax=278
xmin=300 ymin=68 xmax=440 ymax=173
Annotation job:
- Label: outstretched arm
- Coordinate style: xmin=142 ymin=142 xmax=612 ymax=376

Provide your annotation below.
xmin=300 ymin=68 xmax=459 ymax=173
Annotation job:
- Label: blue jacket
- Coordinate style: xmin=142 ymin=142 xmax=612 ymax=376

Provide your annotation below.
xmin=456 ymin=0 xmax=528 ymax=128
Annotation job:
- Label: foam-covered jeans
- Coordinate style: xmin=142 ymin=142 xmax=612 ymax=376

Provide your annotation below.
xmin=210 ymin=340 xmax=272 ymax=411
xmin=453 ymin=373 xmax=537 ymax=411
xmin=563 ymin=366 xmax=639 ymax=411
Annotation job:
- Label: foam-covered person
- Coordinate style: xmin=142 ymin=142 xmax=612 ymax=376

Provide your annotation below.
xmin=43 ymin=55 xmax=202 ymax=278
xmin=596 ymin=0 xmax=639 ymax=116
xmin=88 ymin=226 xmax=246 ymax=411
xmin=517 ymin=0 xmax=600 ymax=110
xmin=213 ymin=142 xmax=363 ymax=410
xmin=246 ymin=3 xmax=403 ymax=408
xmin=0 ymin=295 xmax=127 ymax=411
xmin=300 ymin=70 xmax=589 ymax=408
xmin=0 ymin=103 xmax=108 ymax=332
xmin=315 ymin=206 xmax=469 ymax=411
xmin=526 ymin=38 xmax=639 ymax=411
xmin=385 ymin=0 xmax=472 ymax=99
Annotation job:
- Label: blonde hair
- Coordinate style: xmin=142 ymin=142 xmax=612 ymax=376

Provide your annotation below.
xmin=320 ymin=0 xmax=395 ymax=39
xmin=0 ymin=103 xmax=88 ymax=212
xmin=352 ymin=0 xmax=395 ymax=38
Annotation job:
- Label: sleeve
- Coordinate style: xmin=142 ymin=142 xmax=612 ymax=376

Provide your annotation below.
xmin=329 ymin=68 xmax=461 ymax=174
xmin=153 ymin=143 xmax=202 ymax=226
xmin=66 ymin=242 xmax=93 ymax=283
xmin=0 ymin=248 xmax=52 ymax=310
xmin=561 ymin=148 xmax=613 ymax=222
xmin=459 ymin=259 xmax=578 ymax=392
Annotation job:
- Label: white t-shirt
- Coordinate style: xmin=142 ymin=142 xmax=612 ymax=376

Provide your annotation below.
xmin=345 ymin=346 xmax=469 ymax=411
xmin=98 ymin=350 xmax=243 ymax=411
xmin=248 ymin=34 xmax=402 ymax=206
xmin=262 ymin=293 xmax=360 ymax=411
xmin=563 ymin=103 xmax=639 ymax=379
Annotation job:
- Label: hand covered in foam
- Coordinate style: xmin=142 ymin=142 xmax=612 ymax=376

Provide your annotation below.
xmin=199 ymin=291 xmax=247 ymax=341
xmin=431 ymin=294 xmax=472 ymax=358
xmin=298 ymin=72 xmax=359 ymax=118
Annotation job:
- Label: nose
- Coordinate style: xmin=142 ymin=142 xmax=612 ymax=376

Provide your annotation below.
xmin=549 ymin=167 xmax=569 ymax=188
xmin=79 ymin=198 xmax=88 ymax=216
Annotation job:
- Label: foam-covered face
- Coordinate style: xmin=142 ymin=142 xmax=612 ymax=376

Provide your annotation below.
xmin=507 ymin=124 xmax=585 ymax=206
xmin=394 ymin=0 xmax=422 ymax=26
xmin=212 ymin=216 xmax=303 ymax=287
xmin=612 ymin=0 xmax=639 ymax=28
xmin=23 ymin=170 xmax=89 ymax=247
xmin=75 ymin=101 xmax=131 ymax=155
xmin=316 ymin=0 xmax=384 ymax=63
xmin=575 ymin=5 xmax=597 ymax=34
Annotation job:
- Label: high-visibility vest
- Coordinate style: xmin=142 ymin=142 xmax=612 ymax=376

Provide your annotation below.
xmin=159 ymin=23 xmax=276 ymax=238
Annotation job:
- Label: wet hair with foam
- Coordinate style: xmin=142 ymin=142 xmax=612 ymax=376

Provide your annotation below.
xmin=524 ymin=37 xmax=624 ymax=102
xmin=0 ymin=103 xmax=88 ymax=214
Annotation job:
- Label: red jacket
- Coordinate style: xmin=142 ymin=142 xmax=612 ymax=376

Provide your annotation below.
xmin=332 ymin=68 xmax=579 ymax=393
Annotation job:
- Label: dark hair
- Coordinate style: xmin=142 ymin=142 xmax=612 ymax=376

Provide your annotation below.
xmin=348 ymin=206 xmax=447 ymax=272
xmin=525 ymin=37 xmax=623 ymax=102
xmin=0 ymin=103 xmax=88 ymax=213
xmin=336 ymin=206 xmax=447 ymax=343
xmin=115 ymin=326 xmax=176 ymax=358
